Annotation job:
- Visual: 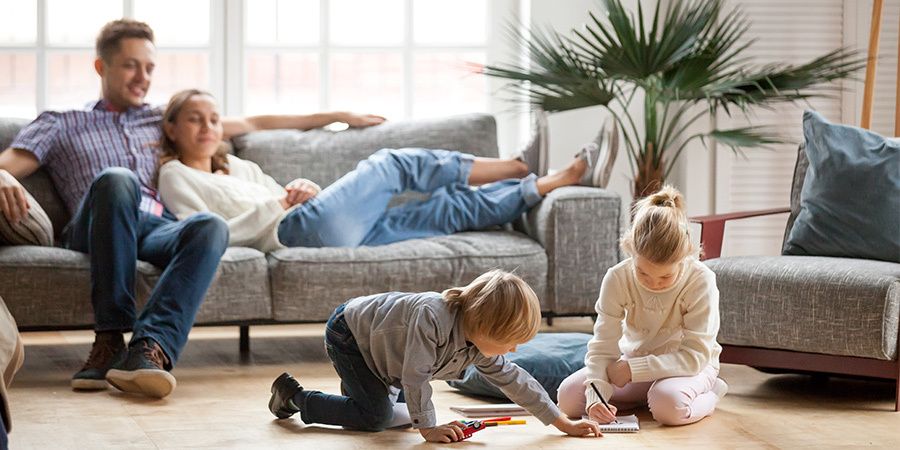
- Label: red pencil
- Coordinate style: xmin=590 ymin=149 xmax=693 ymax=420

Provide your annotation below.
xmin=483 ymin=416 xmax=511 ymax=422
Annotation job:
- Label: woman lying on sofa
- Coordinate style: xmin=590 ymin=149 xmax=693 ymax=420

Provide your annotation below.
xmin=156 ymin=89 xmax=597 ymax=252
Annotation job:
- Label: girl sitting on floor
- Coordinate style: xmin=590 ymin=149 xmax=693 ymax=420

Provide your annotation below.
xmin=557 ymin=186 xmax=728 ymax=426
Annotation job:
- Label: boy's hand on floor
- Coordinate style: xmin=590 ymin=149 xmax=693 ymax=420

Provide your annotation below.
xmin=419 ymin=421 xmax=467 ymax=443
xmin=552 ymin=415 xmax=602 ymax=437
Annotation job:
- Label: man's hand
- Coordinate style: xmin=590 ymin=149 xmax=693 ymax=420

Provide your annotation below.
xmin=340 ymin=112 xmax=386 ymax=128
xmin=607 ymin=359 xmax=632 ymax=387
xmin=552 ymin=415 xmax=602 ymax=437
xmin=419 ymin=421 xmax=467 ymax=443
xmin=0 ymin=169 xmax=29 ymax=224
xmin=284 ymin=178 xmax=321 ymax=207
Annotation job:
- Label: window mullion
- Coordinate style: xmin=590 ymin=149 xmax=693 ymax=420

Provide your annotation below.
xmin=210 ymin=0 xmax=228 ymax=112
xmin=36 ymin=0 xmax=47 ymax=113
xmin=403 ymin=0 xmax=413 ymax=119
xmin=319 ymin=0 xmax=329 ymax=112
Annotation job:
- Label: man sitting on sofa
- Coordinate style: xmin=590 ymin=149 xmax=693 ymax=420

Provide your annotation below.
xmin=0 ymin=19 xmax=384 ymax=399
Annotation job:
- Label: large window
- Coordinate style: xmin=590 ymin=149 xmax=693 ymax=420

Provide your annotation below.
xmin=0 ymin=0 xmax=493 ymax=121
xmin=243 ymin=0 xmax=489 ymax=119
xmin=0 ymin=0 xmax=212 ymax=117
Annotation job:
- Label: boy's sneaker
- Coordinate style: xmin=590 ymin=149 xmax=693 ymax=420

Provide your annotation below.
xmin=106 ymin=338 xmax=176 ymax=399
xmin=515 ymin=109 xmax=549 ymax=176
xmin=71 ymin=331 xmax=126 ymax=391
xmin=712 ymin=378 xmax=729 ymax=398
xmin=269 ymin=372 xmax=303 ymax=419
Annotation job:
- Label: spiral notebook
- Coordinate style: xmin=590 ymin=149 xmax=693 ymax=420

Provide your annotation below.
xmin=593 ymin=414 xmax=640 ymax=433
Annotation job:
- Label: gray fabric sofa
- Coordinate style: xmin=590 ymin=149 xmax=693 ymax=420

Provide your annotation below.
xmin=691 ymin=145 xmax=900 ymax=410
xmin=0 ymin=114 xmax=622 ymax=345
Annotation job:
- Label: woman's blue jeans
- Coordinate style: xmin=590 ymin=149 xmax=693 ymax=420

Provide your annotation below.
xmin=277 ymin=148 xmax=542 ymax=247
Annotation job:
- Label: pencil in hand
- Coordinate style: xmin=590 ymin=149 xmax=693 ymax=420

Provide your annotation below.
xmin=589 ymin=381 xmax=619 ymax=424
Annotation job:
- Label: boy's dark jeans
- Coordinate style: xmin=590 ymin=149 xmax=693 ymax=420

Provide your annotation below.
xmin=297 ymin=304 xmax=398 ymax=431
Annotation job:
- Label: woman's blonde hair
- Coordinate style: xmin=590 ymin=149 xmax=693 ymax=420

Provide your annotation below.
xmin=442 ymin=270 xmax=541 ymax=345
xmin=621 ymin=185 xmax=699 ymax=264
xmin=158 ymin=88 xmax=230 ymax=175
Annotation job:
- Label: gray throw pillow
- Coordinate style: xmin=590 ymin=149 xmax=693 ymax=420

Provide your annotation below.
xmin=0 ymin=187 xmax=54 ymax=247
xmin=783 ymin=111 xmax=900 ymax=263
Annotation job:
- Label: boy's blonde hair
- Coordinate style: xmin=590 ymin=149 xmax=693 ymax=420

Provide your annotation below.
xmin=442 ymin=270 xmax=541 ymax=344
xmin=621 ymin=185 xmax=699 ymax=264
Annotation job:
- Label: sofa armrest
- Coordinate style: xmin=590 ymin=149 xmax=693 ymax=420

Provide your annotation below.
xmin=515 ymin=186 xmax=622 ymax=315
xmin=690 ymin=208 xmax=790 ymax=260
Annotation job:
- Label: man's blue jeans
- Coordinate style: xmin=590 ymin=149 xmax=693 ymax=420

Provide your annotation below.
xmin=294 ymin=304 xmax=398 ymax=431
xmin=62 ymin=168 xmax=229 ymax=366
xmin=277 ymin=148 xmax=542 ymax=247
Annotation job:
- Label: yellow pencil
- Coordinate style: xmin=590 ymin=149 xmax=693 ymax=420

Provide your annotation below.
xmin=491 ymin=420 xmax=526 ymax=425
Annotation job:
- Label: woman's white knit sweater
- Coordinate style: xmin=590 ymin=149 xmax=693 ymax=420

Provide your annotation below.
xmin=158 ymin=155 xmax=299 ymax=252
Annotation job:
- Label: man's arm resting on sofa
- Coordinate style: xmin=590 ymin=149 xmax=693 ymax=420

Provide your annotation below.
xmin=222 ymin=112 xmax=386 ymax=139
xmin=689 ymin=208 xmax=790 ymax=260
xmin=0 ymin=148 xmax=40 ymax=223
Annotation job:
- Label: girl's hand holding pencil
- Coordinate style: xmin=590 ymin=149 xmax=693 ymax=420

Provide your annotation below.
xmin=587 ymin=401 xmax=618 ymax=424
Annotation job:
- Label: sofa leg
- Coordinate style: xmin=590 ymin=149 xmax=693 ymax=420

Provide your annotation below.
xmin=239 ymin=325 xmax=250 ymax=357
xmin=895 ymin=376 xmax=899 ymax=412
xmin=545 ymin=314 xmax=554 ymax=327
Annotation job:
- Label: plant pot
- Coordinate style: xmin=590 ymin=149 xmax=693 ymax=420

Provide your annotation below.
xmin=633 ymin=155 xmax=665 ymax=200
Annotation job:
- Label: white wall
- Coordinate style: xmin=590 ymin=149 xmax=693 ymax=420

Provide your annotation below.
xmin=521 ymin=0 xmax=638 ymax=210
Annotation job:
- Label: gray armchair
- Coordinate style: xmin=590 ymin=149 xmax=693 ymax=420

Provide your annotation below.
xmin=691 ymin=145 xmax=900 ymax=411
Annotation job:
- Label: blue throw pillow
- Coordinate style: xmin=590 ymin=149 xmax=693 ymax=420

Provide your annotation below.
xmin=783 ymin=111 xmax=900 ymax=263
xmin=446 ymin=332 xmax=591 ymax=402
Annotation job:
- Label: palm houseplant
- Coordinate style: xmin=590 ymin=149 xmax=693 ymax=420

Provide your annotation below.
xmin=480 ymin=0 xmax=864 ymax=197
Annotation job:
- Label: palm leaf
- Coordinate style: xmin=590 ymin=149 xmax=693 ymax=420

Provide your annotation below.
xmin=707 ymin=126 xmax=784 ymax=148
xmin=477 ymin=0 xmax=864 ymax=188
xmin=480 ymin=24 xmax=616 ymax=112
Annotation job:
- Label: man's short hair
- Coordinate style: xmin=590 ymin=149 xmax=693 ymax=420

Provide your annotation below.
xmin=96 ymin=19 xmax=154 ymax=62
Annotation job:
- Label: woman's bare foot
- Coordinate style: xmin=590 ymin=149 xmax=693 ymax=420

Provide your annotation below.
xmin=468 ymin=158 xmax=529 ymax=185
xmin=535 ymin=156 xmax=588 ymax=196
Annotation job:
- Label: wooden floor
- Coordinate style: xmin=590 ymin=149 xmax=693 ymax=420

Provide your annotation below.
xmin=6 ymin=318 xmax=900 ymax=449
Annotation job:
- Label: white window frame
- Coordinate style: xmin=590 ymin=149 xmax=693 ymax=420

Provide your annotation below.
xmin=230 ymin=0 xmax=514 ymax=120
xmin=0 ymin=0 xmax=223 ymax=114
xmin=4 ymin=0 xmax=519 ymax=139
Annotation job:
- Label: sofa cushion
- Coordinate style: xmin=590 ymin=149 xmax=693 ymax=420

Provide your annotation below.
xmin=0 ymin=246 xmax=273 ymax=327
xmin=783 ymin=110 xmax=900 ymax=262
xmin=707 ymin=255 xmax=900 ymax=360
xmin=268 ymin=231 xmax=547 ymax=322
xmin=0 ymin=246 xmax=94 ymax=327
xmin=0 ymin=118 xmax=70 ymax=240
xmin=137 ymin=247 xmax=272 ymax=323
xmin=0 ymin=183 xmax=53 ymax=247
xmin=231 ymin=113 xmax=500 ymax=188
